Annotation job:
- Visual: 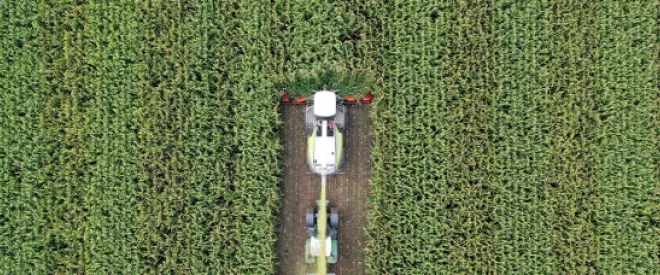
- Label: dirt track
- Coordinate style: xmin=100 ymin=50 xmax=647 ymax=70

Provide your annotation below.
xmin=277 ymin=105 xmax=372 ymax=275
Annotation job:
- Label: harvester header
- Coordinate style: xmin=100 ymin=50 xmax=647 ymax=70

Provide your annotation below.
xmin=282 ymin=89 xmax=374 ymax=105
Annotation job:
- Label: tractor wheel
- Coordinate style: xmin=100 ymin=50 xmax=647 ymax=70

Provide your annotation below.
xmin=306 ymin=208 xmax=315 ymax=228
xmin=305 ymin=107 xmax=315 ymax=133
xmin=330 ymin=208 xmax=339 ymax=229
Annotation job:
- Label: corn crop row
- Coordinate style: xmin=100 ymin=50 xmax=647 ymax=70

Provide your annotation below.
xmin=1 ymin=1 xmax=50 ymax=273
xmin=37 ymin=1 xmax=94 ymax=272
xmin=1 ymin=1 xmax=658 ymax=274
xmin=590 ymin=1 xmax=658 ymax=273
xmin=271 ymin=0 xmax=381 ymax=89
xmin=367 ymin=1 xmax=659 ymax=274
xmin=1 ymin=0 xmax=282 ymax=273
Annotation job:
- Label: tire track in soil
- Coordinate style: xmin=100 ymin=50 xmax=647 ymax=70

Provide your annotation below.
xmin=277 ymin=105 xmax=372 ymax=275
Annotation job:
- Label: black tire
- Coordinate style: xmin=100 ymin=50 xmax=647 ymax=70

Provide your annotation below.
xmin=330 ymin=208 xmax=339 ymax=229
xmin=305 ymin=106 xmax=315 ymax=134
xmin=306 ymin=208 xmax=315 ymax=228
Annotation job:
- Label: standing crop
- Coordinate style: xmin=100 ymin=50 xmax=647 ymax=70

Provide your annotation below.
xmin=1 ymin=1 xmax=50 ymax=273
xmin=367 ymin=1 xmax=659 ymax=274
xmin=1 ymin=0 xmax=282 ymax=273
xmin=1 ymin=1 xmax=657 ymax=274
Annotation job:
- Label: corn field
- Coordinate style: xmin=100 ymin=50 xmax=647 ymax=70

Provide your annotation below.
xmin=368 ymin=1 xmax=659 ymax=274
xmin=1 ymin=1 xmax=279 ymax=274
xmin=1 ymin=1 xmax=658 ymax=274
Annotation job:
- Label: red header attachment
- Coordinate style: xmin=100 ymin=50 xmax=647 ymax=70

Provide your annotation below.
xmin=282 ymin=91 xmax=307 ymax=105
xmin=283 ymin=91 xmax=374 ymax=105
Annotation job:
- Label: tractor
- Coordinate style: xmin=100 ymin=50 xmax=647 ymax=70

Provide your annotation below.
xmin=305 ymin=203 xmax=339 ymax=264
xmin=282 ymin=89 xmax=373 ymax=176
xmin=305 ymin=90 xmax=346 ymax=175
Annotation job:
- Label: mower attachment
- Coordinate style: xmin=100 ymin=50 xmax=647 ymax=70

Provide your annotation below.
xmin=282 ymin=90 xmax=373 ymax=105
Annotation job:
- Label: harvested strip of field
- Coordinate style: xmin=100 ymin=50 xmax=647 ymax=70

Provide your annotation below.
xmin=278 ymin=105 xmax=373 ymax=275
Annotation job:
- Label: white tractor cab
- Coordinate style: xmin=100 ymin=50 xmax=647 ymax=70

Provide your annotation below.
xmin=306 ymin=90 xmax=346 ymax=175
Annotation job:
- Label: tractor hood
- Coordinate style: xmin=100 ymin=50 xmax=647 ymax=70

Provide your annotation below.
xmin=308 ymin=123 xmax=339 ymax=175
xmin=309 ymin=236 xmax=333 ymax=257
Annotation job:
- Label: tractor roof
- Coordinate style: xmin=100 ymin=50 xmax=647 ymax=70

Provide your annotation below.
xmin=313 ymin=91 xmax=337 ymax=117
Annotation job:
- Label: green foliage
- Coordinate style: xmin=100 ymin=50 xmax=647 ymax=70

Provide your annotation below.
xmin=271 ymin=0 xmax=381 ymax=98
xmin=226 ymin=1 xmax=281 ymax=273
xmin=590 ymin=2 xmax=659 ymax=273
xmin=276 ymin=70 xmax=376 ymax=97
xmin=1 ymin=0 xmax=657 ymax=274
xmin=1 ymin=0 xmax=281 ymax=274
xmin=37 ymin=1 xmax=94 ymax=272
xmin=367 ymin=1 xmax=659 ymax=274
xmin=0 ymin=1 xmax=50 ymax=273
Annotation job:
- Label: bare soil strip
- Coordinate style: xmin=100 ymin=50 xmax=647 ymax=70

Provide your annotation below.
xmin=277 ymin=105 xmax=372 ymax=275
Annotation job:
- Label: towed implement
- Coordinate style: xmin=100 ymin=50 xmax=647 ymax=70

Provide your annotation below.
xmin=305 ymin=181 xmax=339 ymax=265
xmin=305 ymin=205 xmax=339 ymax=264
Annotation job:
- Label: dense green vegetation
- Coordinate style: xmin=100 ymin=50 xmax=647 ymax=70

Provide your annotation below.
xmin=368 ymin=1 xmax=659 ymax=274
xmin=1 ymin=1 xmax=280 ymax=273
xmin=1 ymin=1 xmax=657 ymax=274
